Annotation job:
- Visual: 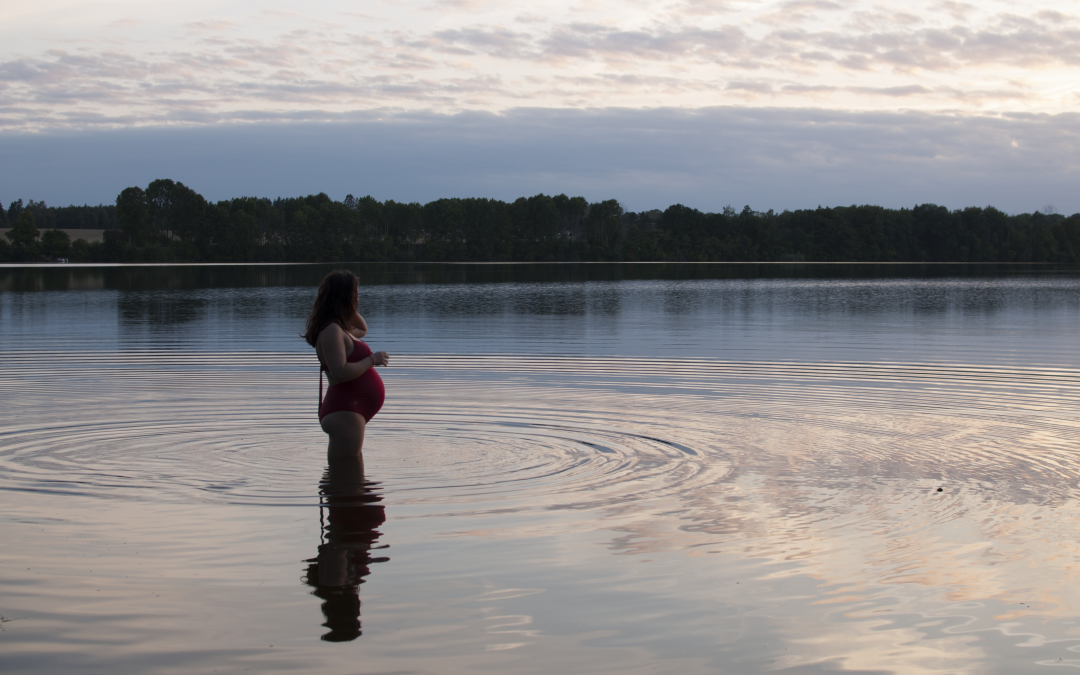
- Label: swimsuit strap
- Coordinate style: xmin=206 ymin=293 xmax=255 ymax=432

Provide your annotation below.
xmin=316 ymin=343 xmax=324 ymax=412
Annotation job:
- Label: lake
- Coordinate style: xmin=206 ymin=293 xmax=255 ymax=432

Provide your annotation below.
xmin=2 ymin=262 xmax=1079 ymax=674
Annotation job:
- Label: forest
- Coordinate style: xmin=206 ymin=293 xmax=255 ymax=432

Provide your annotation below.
xmin=2 ymin=179 xmax=1079 ymax=263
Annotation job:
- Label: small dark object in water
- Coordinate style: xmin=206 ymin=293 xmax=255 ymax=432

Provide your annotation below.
xmin=936 ymin=487 xmax=943 ymax=492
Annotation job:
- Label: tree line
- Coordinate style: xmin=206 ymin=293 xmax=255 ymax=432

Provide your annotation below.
xmin=3 ymin=179 xmax=1079 ymax=263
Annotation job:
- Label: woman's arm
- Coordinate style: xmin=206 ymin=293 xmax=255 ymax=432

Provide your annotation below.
xmin=348 ymin=312 xmax=368 ymax=339
xmin=318 ymin=323 xmax=380 ymax=383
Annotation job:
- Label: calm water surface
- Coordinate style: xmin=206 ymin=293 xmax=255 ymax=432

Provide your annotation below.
xmin=1 ymin=263 xmax=1079 ymax=674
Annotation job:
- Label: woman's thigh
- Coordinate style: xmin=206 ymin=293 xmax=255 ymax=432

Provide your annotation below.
xmin=320 ymin=411 xmax=365 ymax=441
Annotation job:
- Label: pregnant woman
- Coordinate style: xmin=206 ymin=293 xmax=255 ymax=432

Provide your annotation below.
xmin=303 ymin=270 xmax=390 ymax=458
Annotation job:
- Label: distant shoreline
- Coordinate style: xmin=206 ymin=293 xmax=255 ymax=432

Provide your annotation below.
xmin=4 ymin=186 xmax=1078 ymax=264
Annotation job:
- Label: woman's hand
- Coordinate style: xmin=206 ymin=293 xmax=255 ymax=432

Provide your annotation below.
xmin=349 ymin=312 xmax=368 ymax=338
xmin=371 ymin=351 xmax=390 ymax=367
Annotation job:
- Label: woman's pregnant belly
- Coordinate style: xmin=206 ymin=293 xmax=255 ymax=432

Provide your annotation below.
xmin=320 ymin=368 xmax=385 ymax=422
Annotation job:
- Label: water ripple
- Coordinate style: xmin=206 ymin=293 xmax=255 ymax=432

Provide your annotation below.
xmin=2 ymin=351 xmax=1078 ymax=517
xmin=5 ymin=349 xmax=1080 ymax=672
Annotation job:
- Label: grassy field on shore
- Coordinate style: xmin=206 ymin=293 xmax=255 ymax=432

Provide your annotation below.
xmin=0 ymin=228 xmax=104 ymax=243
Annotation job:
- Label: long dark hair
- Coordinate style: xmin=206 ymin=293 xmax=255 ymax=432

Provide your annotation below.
xmin=303 ymin=270 xmax=359 ymax=347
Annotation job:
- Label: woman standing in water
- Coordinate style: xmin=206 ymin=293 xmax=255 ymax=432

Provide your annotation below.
xmin=303 ymin=270 xmax=390 ymax=457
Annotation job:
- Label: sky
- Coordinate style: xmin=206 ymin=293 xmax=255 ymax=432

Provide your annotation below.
xmin=1 ymin=0 xmax=1078 ymax=213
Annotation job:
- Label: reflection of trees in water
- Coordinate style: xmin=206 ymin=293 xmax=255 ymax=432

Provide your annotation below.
xmin=118 ymin=293 xmax=209 ymax=327
xmin=7 ymin=262 xmax=1063 ymax=295
xmin=0 ymin=269 xmax=106 ymax=293
xmin=6 ymin=264 xmax=1079 ymax=332
xmin=302 ymin=458 xmax=388 ymax=642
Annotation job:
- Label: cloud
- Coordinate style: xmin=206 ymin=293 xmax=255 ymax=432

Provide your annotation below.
xmin=781 ymin=1 xmax=843 ymax=11
xmin=758 ymin=0 xmax=846 ymax=26
xmin=184 ymin=20 xmax=242 ymax=34
xmin=424 ymin=0 xmax=505 ymax=12
xmin=2 ymin=3 xmax=1079 ymax=131
xmin=427 ymin=26 xmax=533 ymax=58
xmin=339 ymin=10 xmax=379 ymax=20
xmin=726 ymin=80 xmax=772 ymax=93
xmin=539 ymin=23 xmax=754 ymax=63
xmin=667 ymin=0 xmax=742 ymax=18
xmin=781 ymin=83 xmax=836 ymax=93
xmin=932 ymin=1 xmax=975 ymax=21
xmin=1036 ymin=10 xmax=1071 ymax=24
xmin=557 ymin=72 xmax=712 ymax=90
xmin=1 ymin=107 xmax=1077 ymax=216
xmin=849 ymin=84 xmax=931 ymax=97
xmin=514 ymin=12 xmax=548 ymax=24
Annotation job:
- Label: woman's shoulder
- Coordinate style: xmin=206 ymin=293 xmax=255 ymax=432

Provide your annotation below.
xmin=317 ymin=322 xmax=346 ymax=342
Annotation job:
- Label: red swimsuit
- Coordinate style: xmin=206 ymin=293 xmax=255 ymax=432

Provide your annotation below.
xmin=319 ymin=338 xmax=385 ymax=422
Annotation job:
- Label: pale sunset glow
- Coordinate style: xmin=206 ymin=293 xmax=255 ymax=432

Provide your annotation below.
xmin=1 ymin=0 xmax=1078 ymax=211
xmin=3 ymin=0 xmax=1079 ymax=126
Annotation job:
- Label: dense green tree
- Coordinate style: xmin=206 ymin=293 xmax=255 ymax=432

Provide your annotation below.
xmin=116 ymin=187 xmax=154 ymax=247
xmin=24 ymin=200 xmax=56 ymax=230
xmin=463 ymin=198 xmax=513 ymax=261
xmin=511 ymin=194 xmax=561 ymax=260
xmin=147 ymin=179 xmax=207 ymax=247
xmin=6 ymin=210 xmax=39 ymax=247
xmin=70 ymin=238 xmax=95 ymax=262
xmin=384 ymin=200 xmax=422 ymax=259
xmin=585 ymin=199 xmax=623 ymax=250
xmin=146 ymin=179 xmax=179 ymax=245
xmin=3 ymin=211 xmax=40 ymax=262
xmin=0 ymin=200 xmax=116 ymax=232
xmin=53 ymin=204 xmax=117 ymax=230
xmin=553 ymin=194 xmax=587 ymax=241
xmin=40 ymin=229 xmax=71 ymax=258
xmin=6 ymin=199 xmax=24 ymax=223
xmin=421 ymin=198 xmax=467 ymax=261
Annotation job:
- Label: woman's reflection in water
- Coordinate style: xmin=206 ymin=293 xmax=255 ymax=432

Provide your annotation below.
xmin=303 ymin=456 xmax=389 ymax=642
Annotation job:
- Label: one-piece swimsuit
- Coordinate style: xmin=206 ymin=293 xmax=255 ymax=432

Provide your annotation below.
xmin=319 ymin=337 xmax=385 ymax=422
